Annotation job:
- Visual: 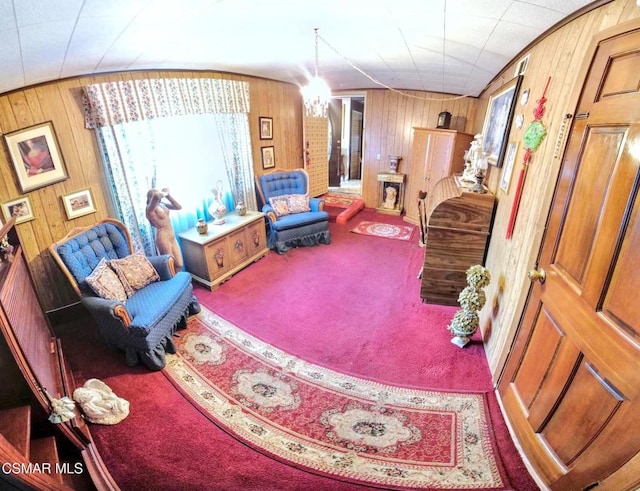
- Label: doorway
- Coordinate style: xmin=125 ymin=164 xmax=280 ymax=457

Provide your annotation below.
xmin=328 ymin=94 xmax=364 ymax=195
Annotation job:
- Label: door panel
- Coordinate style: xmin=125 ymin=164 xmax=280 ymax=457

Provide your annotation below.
xmin=426 ymin=133 xmax=454 ymax=186
xmin=498 ymin=27 xmax=640 ymax=490
xmin=542 ymin=360 xmax=623 ymax=465
xmin=601 ymin=183 xmax=640 ymax=336
xmin=554 ymin=127 xmax=626 ymax=286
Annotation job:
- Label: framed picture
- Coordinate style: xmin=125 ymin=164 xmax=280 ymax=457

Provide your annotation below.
xmin=259 ymin=117 xmax=273 ymax=140
xmin=261 ymin=146 xmax=275 ymax=169
xmin=2 ymin=196 xmax=35 ymax=224
xmin=481 ymin=76 xmax=523 ymax=167
xmin=500 ymin=142 xmax=519 ymax=193
xmin=3 ymin=121 xmax=69 ymax=193
xmin=62 ymin=188 xmax=97 ymax=219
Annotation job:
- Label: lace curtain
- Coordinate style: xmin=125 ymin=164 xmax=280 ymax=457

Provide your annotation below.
xmin=83 ymin=77 xmax=256 ymax=255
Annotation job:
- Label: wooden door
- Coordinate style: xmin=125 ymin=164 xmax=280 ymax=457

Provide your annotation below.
xmin=423 ymin=130 xmax=454 ymax=195
xmin=349 ymin=100 xmax=363 ymax=180
xmin=498 ymin=26 xmax=640 ymax=490
xmin=328 ymin=99 xmax=342 ymax=187
xmin=406 ymin=129 xmax=455 ymax=224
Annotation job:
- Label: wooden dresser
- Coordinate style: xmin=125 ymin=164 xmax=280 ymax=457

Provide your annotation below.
xmin=420 ymin=177 xmax=496 ymax=306
xmin=179 ymin=211 xmax=269 ymax=290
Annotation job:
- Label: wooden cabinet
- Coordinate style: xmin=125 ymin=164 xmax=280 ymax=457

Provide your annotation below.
xmin=0 ymin=217 xmax=117 ymax=490
xmin=420 ymin=177 xmax=495 ymax=306
xmin=405 ymin=128 xmax=473 ymax=225
xmin=179 ymin=212 xmax=269 ymax=290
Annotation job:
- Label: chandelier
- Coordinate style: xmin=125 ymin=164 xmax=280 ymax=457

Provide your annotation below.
xmin=301 ymin=28 xmax=331 ymax=118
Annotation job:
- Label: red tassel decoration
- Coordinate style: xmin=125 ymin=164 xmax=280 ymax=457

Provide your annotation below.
xmin=505 ymin=77 xmax=551 ymax=239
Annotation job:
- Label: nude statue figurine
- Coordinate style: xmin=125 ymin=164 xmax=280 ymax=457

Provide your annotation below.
xmin=146 ymin=188 xmax=184 ymax=270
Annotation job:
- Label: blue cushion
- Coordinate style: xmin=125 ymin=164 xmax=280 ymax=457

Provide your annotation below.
xmin=271 ymin=211 xmax=329 ymax=231
xmin=124 ymin=271 xmax=193 ymax=334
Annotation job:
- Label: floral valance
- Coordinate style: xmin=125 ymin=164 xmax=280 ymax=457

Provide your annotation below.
xmin=82 ymin=78 xmax=250 ymax=129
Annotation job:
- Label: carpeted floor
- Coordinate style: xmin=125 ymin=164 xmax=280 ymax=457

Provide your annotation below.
xmin=55 ymin=209 xmax=538 ymax=491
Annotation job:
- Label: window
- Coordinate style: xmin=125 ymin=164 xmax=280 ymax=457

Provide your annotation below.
xmin=122 ymin=114 xmax=229 ymax=211
xmin=97 ymin=113 xmax=248 ymax=255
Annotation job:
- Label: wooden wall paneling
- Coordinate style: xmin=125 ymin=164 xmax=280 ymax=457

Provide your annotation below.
xmin=480 ymin=1 xmax=639 ymax=382
xmin=37 ymin=80 xmax=107 ymax=309
xmin=360 ymin=88 xmax=480 ymax=220
xmin=482 ymin=21 xmax=587 ymax=376
xmin=56 ymin=79 xmax=115 ymax=220
xmin=360 ymin=90 xmax=384 ymax=206
xmin=399 ymin=94 xmax=417 ymax=177
xmin=251 ymin=77 xmax=303 ymax=175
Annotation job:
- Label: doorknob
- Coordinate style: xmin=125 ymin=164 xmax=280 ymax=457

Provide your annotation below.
xmin=528 ymin=268 xmax=546 ymax=283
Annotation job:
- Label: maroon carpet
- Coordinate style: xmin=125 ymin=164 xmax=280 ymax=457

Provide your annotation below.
xmin=56 ymin=209 xmax=538 ymax=491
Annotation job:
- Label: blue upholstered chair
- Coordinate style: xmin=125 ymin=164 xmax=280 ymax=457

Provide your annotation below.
xmin=256 ymin=169 xmax=330 ymax=254
xmin=49 ymin=219 xmax=200 ymax=371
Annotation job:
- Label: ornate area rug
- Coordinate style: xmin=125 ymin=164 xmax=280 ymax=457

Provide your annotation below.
xmin=351 ymin=221 xmax=415 ymax=241
xmin=163 ymin=308 xmax=508 ymax=490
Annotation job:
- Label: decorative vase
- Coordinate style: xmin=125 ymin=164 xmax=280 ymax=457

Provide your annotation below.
xmin=196 ymin=219 xmax=208 ymax=235
xmin=388 ymin=155 xmax=402 ymax=173
xmin=209 ymin=180 xmax=227 ymax=225
xmin=235 ymin=201 xmax=247 ymax=216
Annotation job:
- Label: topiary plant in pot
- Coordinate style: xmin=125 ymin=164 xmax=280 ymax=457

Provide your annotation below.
xmin=447 ymin=265 xmax=491 ymax=347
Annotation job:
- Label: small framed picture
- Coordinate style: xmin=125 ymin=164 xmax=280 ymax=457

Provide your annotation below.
xmin=2 ymin=196 xmax=35 ymax=224
xmin=3 ymin=121 xmax=69 ymax=193
xmin=259 ymin=117 xmax=273 ymax=140
xmin=500 ymin=142 xmax=519 ymax=193
xmin=261 ymin=146 xmax=275 ymax=169
xmin=62 ymin=188 xmax=97 ymax=219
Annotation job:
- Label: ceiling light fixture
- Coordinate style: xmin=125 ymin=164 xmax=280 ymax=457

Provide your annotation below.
xmin=301 ymin=28 xmax=331 ymax=118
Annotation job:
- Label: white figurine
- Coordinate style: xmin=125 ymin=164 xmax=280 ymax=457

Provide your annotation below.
xmin=73 ymin=379 xmax=130 ymax=425
xmin=462 ymin=134 xmax=484 ymax=182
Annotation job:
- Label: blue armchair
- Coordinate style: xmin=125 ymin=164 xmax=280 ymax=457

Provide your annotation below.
xmin=49 ymin=219 xmax=200 ymax=371
xmin=256 ymin=169 xmax=330 ymax=254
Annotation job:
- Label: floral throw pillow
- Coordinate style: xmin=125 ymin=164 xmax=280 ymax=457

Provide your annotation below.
xmin=109 ymin=252 xmax=160 ymax=296
xmin=287 ymin=194 xmax=310 ymax=213
xmin=85 ymin=258 xmax=128 ymax=302
xmin=268 ymin=195 xmax=290 ymax=217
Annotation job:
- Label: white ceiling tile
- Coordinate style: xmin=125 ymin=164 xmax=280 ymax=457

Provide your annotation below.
xmin=0 ymin=0 xmax=15 ymax=32
xmin=19 ymin=20 xmax=75 ymax=81
xmin=484 ymin=21 xmax=540 ymax=57
xmin=14 ymin=0 xmax=84 ymax=26
xmin=0 ymin=0 xmax=596 ymax=96
xmin=503 ymin=2 xmax=565 ymax=30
